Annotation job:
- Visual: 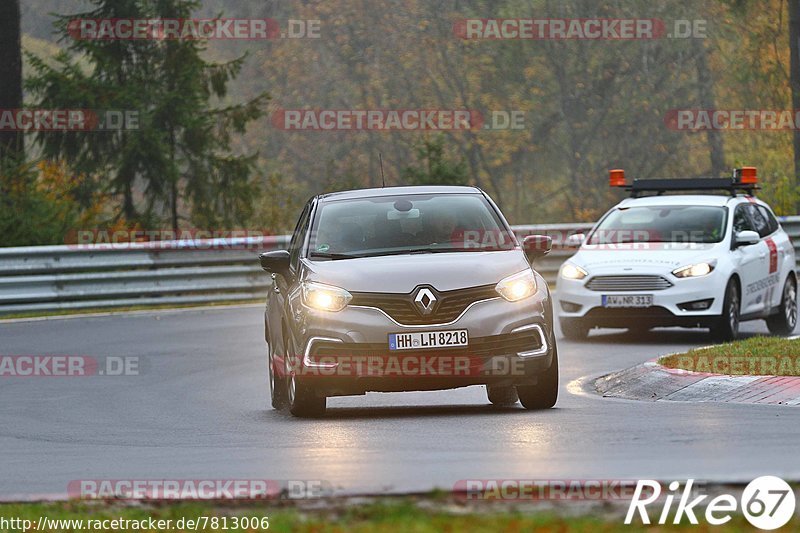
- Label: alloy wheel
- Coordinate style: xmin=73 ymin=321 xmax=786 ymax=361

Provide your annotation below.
xmin=785 ymin=281 xmax=797 ymax=329
xmin=285 ymin=339 xmax=296 ymax=406
xmin=729 ymin=288 xmax=739 ymax=336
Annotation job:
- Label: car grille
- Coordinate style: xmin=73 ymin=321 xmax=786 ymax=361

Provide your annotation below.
xmin=585 ymin=275 xmax=673 ymax=292
xmin=309 ymin=329 xmax=545 ymax=359
xmin=349 ymin=284 xmax=498 ymax=325
xmin=584 ymin=306 xmax=675 ymax=319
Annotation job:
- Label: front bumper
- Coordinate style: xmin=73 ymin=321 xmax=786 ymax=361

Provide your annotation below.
xmin=557 ymin=270 xmax=723 ymax=328
xmin=292 ymin=291 xmax=554 ymax=396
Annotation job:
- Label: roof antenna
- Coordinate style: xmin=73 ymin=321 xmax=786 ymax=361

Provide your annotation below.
xmin=379 ymin=153 xmax=386 ymax=187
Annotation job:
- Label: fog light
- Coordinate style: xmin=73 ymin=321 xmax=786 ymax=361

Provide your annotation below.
xmin=560 ymin=300 xmax=582 ymax=313
xmin=678 ymin=298 xmax=713 ymax=311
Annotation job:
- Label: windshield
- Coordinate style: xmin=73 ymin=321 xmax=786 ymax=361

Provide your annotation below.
xmin=308 ymin=193 xmax=515 ymax=259
xmin=588 ymin=205 xmax=728 ymax=244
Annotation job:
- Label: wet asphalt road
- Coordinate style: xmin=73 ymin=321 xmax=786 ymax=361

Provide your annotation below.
xmin=1 ymin=305 xmax=798 ymax=499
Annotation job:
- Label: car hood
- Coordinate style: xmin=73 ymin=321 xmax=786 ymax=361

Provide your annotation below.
xmin=301 ymin=250 xmax=531 ymax=293
xmin=569 ymin=243 xmax=721 ymax=273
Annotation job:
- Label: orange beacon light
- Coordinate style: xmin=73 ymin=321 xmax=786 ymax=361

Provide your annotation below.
xmin=609 ymin=169 xmax=627 ymax=187
xmin=737 ymin=166 xmax=757 ymax=184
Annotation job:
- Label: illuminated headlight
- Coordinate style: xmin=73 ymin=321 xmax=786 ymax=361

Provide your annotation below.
xmin=672 ymin=261 xmax=716 ymax=278
xmin=302 ymin=282 xmax=352 ymax=312
xmin=495 ymin=269 xmax=537 ymax=302
xmin=561 ymin=263 xmax=588 ymax=280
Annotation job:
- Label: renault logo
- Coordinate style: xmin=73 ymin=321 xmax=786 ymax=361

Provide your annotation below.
xmin=413 ymin=287 xmax=438 ymax=315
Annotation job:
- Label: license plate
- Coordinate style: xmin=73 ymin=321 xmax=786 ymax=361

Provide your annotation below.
xmin=389 ymin=330 xmax=468 ymax=351
xmin=602 ymin=294 xmax=653 ymax=308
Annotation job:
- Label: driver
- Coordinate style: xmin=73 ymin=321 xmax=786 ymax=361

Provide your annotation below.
xmin=426 ymin=209 xmax=463 ymax=245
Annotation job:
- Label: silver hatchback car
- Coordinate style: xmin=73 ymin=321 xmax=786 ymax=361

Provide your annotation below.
xmin=260 ymin=186 xmax=558 ymax=416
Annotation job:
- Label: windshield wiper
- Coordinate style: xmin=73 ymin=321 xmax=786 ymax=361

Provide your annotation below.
xmin=312 ymin=247 xmax=478 ymax=260
xmin=308 ymin=252 xmax=360 ymax=260
xmin=362 ymin=248 xmax=456 ymax=257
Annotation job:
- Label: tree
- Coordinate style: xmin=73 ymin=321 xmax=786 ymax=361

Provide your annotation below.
xmin=0 ymin=0 xmax=24 ymax=161
xmin=26 ymin=0 xmax=268 ymax=230
xmin=790 ymin=0 xmax=800 ymax=209
xmin=693 ymin=37 xmax=725 ymax=177
xmin=250 ymin=0 xmax=726 ymax=223
xmin=403 ymin=135 xmax=468 ymax=186
xmin=0 ymin=161 xmax=99 ymax=246
xmin=26 ymin=0 xmax=164 ymax=220
xmin=149 ymin=0 xmax=268 ymax=230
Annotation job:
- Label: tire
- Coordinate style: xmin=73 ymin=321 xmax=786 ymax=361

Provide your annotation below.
xmin=285 ymin=337 xmax=326 ymax=417
xmin=560 ymin=317 xmax=589 ymax=341
xmin=711 ymin=279 xmax=740 ymax=341
xmin=767 ymin=276 xmax=798 ymax=336
xmin=288 ymin=379 xmax=326 ymax=417
xmin=268 ymin=341 xmax=288 ymax=409
xmin=516 ymin=341 xmax=559 ymax=410
xmin=486 ymin=385 xmax=519 ymax=406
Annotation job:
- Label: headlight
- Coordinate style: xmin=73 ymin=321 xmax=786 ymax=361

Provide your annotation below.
xmin=672 ymin=261 xmax=716 ymax=278
xmin=302 ymin=281 xmax=352 ymax=312
xmin=561 ymin=263 xmax=588 ymax=280
xmin=495 ymin=269 xmax=537 ymax=302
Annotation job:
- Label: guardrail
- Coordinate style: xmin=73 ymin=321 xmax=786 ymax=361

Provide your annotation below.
xmin=0 ymin=218 xmax=798 ymax=316
xmin=0 ymin=236 xmax=290 ymax=315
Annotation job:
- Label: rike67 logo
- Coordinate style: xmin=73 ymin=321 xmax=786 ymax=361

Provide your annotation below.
xmin=625 ymin=477 xmax=795 ymax=530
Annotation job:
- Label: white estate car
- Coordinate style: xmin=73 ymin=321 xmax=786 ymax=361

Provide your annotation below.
xmin=556 ymin=169 xmax=797 ymax=340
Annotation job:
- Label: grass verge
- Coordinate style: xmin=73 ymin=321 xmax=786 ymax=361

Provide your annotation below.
xmin=0 ymin=499 xmax=772 ymax=532
xmin=659 ymin=335 xmax=800 ymax=376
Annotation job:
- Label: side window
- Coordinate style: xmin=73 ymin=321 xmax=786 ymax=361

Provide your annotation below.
xmin=757 ymin=205 xmax=779 ymax=235
xmin=733 ymin=205 xmax=754 ymax=234
xmin=746 ymin=204 xmax=770 ymax=238
xmin=289 ymin=203 xmax=312 ymax=271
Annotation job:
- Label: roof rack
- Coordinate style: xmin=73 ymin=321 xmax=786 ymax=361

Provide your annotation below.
xmin=609 ymin=168 xmax=759 ymax=198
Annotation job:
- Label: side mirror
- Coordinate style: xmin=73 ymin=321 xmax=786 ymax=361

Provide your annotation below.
xmin=259 ymin=250 xmax=291 ymax=277
xmin=522 ymin=235 xmax=552 ymax=262
xmin=565 ymin=233 xmax=586 ymax=248
xmin=734 ymin=230 xmax=760 ymax=247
